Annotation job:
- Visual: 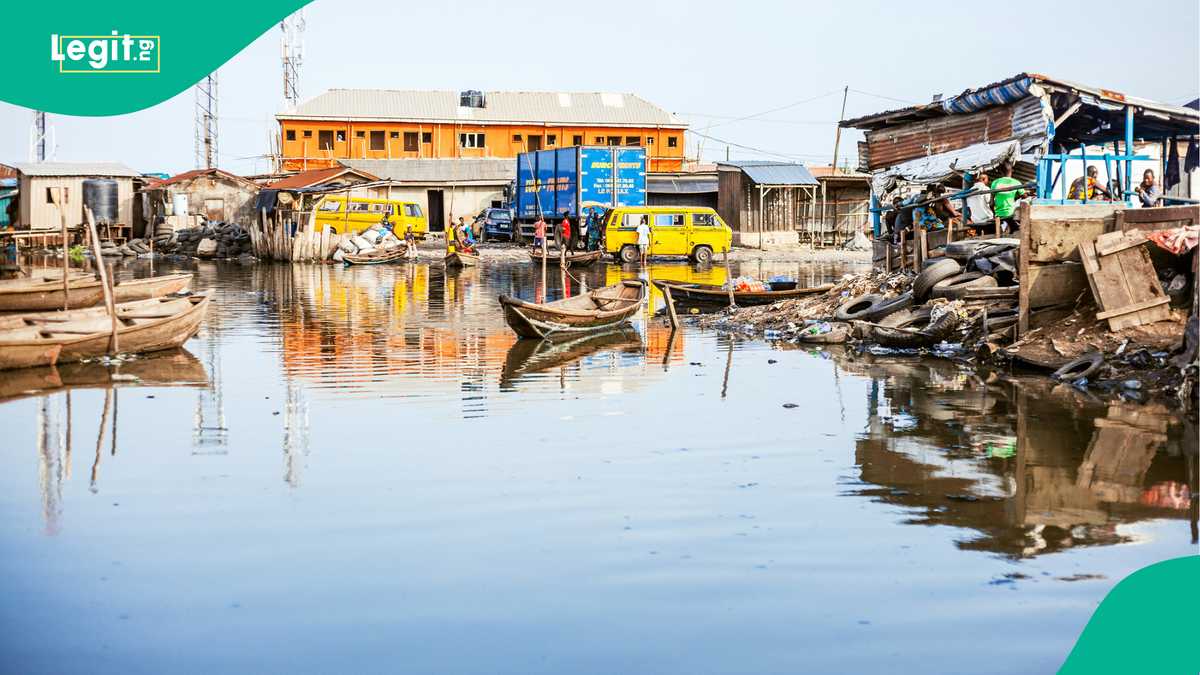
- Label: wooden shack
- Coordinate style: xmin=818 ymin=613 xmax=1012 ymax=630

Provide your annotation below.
xmin=716 ymin=160 xmax=818 ymax=248
xmin=7 ymin=161 xmax=140 ymax=231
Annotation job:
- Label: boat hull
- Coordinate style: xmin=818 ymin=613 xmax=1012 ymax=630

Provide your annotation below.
xmin=528 ymin=249 xmax=603 ymax=268
xmin=499 ymin=280 xmax=645 ymax=340
xmin=0 ymin=281 xmax=105 ymax=312
xmin=652 ymin=280 xmax=834 ymax=307
xmin=445 ymin=252 xmax=479 ymax=268
xmin=113 ymin=274 xmax=193 ymax=303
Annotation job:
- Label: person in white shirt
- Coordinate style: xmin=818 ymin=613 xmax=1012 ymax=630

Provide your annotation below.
xmin=635 ymin=216 xmax=651 ymax=264
xmin=964 ymin=172 xmax=993 ymax=233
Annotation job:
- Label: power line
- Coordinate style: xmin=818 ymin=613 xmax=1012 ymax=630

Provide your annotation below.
xmin=848 ymin=88 xmax=919 ymax=106
xmin=695 ymin=89 xmax=842 ymax=131
xmin=678 ymin=112 xmax=837 ymax=126
xmin=686 ymin=128 xmax=835 ymax=160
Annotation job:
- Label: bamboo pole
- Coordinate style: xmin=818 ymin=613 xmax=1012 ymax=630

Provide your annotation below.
xmin=51 ymin=188 xmax=70 ymax=309
xmin=83 ymin=206 xmax=119 ymax=355
xmin=723 ymin=249 xmax=736 ymax=308
xmin=663 ymin=285 xmax=680 ymax=329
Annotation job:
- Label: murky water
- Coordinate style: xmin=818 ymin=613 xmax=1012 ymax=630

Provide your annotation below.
xmin=1 ymin=257 xmax=1195 ymax=674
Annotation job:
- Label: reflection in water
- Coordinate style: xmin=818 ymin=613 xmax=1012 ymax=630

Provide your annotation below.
xmin=846 ymin=356 xmax=1196 ymax=558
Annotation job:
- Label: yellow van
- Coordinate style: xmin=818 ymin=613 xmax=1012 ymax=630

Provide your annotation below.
xmin=313 ymin=195 xmax=428 ymax=237
xmin=604 ymin=206 xmax=732 ymax=264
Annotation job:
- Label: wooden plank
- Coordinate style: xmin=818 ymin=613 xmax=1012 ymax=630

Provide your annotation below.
xmin=1095 ymin=296 xmax=1169 ymax=320
xmin=1029 ymin=203 xmax=1121 ymax=221
xmin=1027 ymin=218 xmax=1109 ymax=262
xmin=1094 ymin=230 xmax=1148 ymax=256
xmin=1118 ymin=205 xmax=1199 ymax=225
xmin=1026 ymin=262 xmax=1087 ymax=308
xmin=1017 ymin=201 xmax=1031 ymax=336
xmin=1107 ymin=245 xmax=1169 ymax=330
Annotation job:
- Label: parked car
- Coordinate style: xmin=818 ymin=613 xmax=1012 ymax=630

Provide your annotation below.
xmin=474 ymin=208 xmax=516 ymax=242
xmin=604 ymin=206 xmax=732 ymax=264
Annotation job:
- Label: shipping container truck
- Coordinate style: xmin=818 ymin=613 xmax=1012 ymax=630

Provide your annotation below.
xmin=514 ymin=146 xmax=646 ymax=241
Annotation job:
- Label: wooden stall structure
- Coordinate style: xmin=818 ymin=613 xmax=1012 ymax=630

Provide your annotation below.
xmin=716 ymin=160 xmax=818 ymax=249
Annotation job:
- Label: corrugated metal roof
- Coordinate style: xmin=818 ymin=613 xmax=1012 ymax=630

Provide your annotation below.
xmin=341 ymin=159 xmax=514 ymax=184
xmin=280 ymin=90 xmax=686 ymax=128
xmin=8 ymin=161 xmax=141 ymax=178
xmin=717 ymin=161 xmax=818 ymax=186
xmin=154 ymin=167 xmax=258 ymax=188
xmin=265 ymin=166 xmax=380 ymax=189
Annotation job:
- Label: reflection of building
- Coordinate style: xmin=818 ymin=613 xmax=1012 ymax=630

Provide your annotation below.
xmin=847 ymin=357 xmax=1194 ymax=558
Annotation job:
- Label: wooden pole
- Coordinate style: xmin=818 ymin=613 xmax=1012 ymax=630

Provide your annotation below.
xmin=723 ymin=249 xmax=736 ymax=308
xmin=51 ymin=188 xmax=70 ymax=310
xmin=83 ymin=206 xmax=119 ymax=355
xmin=663 ymin=284 xmax=680 ymax=329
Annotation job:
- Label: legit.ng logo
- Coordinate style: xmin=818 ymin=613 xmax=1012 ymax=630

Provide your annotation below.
xmin=50 ymin=31 xmax=160 ymax=73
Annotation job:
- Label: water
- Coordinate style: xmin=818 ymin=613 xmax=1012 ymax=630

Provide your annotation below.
xmin=1 ymin=257 xmax=1195 ymax=674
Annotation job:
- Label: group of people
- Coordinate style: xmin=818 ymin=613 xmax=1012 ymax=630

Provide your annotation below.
xmin=885 ymin=163 xmax=1165 ymax=244
xmin=446 ymin=215 xmax=477 ymax=254
xmin=530 ymin=209 xmax=606 ymax=254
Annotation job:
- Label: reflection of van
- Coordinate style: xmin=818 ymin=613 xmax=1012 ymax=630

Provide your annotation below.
xmin=604 ymin=206 xmax=732 ymax=264
xmin=313 ymin=196 xmax=428 ymax=236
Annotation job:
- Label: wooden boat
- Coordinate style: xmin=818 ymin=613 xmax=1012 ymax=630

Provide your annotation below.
xmin=0 ymin=273 xmax=105 ymax=312
xmin=499 ymin=279 xmax=646 ymax=340
xmin=113 ymin=273 xmax=193 ymax=302
xmin=528 ymin=248 xmax=604 ymax=268
xmin=445 ymin=251 xmax=479 ymax=268
xmin=0 ymin=348 xmax=208 ymax=404
xmin=0 ymin=291 xmax=212 ymax=370
xmin=652 ymin=279 xmax=834 ymax=307
xmin=344 ymin=245 xmax=408 ymax=266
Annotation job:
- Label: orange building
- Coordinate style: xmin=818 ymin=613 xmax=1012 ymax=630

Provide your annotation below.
xmin=276 ymin=89 xmax=688 ymax=173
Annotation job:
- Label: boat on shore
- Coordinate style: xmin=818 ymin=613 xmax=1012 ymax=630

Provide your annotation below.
xmin=528 ymin=248 xmax=604 ymax=268
xmin=652 ymin=279 xmax=834 ymax=307
xmin=445 ymin=251 xmax=479 ymax=268
xmin=113 ymin=273 xmax=193 ymax=302
xmin=0 ymin=291 xmax=212 ymax=370
xmin=344 ymin=246 xmax=408 ymax=266
xmin=499 ymin=279 xmax=646 ymax=340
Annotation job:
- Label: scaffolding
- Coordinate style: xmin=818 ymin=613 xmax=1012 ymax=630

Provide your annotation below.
xmin=194 ymin=73 xmax=219 ymax=169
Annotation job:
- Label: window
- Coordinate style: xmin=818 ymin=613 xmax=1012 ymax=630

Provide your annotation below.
xmin=572 ymin=135 xmax=583 ymax=146
xmin=349 ymin=201 xmax=371 ymax=213
xmin=390 ymin=131 xmax=399 ymax=139
xmin=654 ymin=213 xmax=685 ymax=227
xmin=512 ymin=133 xmax=523 ymax=142
xmin=404 ymin=203 xmax=422 ymax=218
xmin=355 ymin=130 xmax=365 ymax=138
xmin=459 ymin=132 xmax=485 ymax=148
xmin=621 ymin=213 xmax=648 ymax=228
xmin=403 ymin=131 xmax=419 ymax=152
xmin=527 ymin=135 xmax=543 ymax=151
xmin=336 ymin=130 xmax=346 ymax=142
xmin=693 ymin=213 xmax=715 ymax=227
xmin=318 ymin=130 xmax=334 ymax=150
xmin=594 ymin=136 xmax=604 ymax=144
xmin=370 ymin=130 xmax=385 ymax=151
xmin=422 ymin=132 xmax=432 ymax=144
xmin=285 ymin=129 xmax=296 ymax=141
xmin=547 ymin=134 xmax=557 ymax=146
xmin=625 ymin=136 xmax=641 ymax=146
xmin=302 ymin=130 xmax=312 ymax=138
xmin=318 ymin=199 xmax=342 ymax=212
xmin=667 ymin=136 xmax=678 ymax=148
xmin=606 ymin=136 xmax=621 ymax=146
xmin=646 ymin=137 xmax=654 ymax=145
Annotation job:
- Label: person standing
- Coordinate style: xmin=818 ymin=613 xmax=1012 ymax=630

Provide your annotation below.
xmin=587 ymin=211 xmax=603 ymax=251
xmin=1068 ymin=165 xmax=1111 ymax=201
xmin=533 ymin=215 xmax=546 ymax=252
xmin=558 ymin=210 xmax=572 ymax=251
xmin=964 ymin=172 xmax=993 ymax=234
xmin=636 ymin=215 xmax=651 ymax=264
xmin=990 ymin=164 xmax=1026 ymax=234
xmin=404 ymin=223 xmax=417 ymax=258
xmin=1134 ymin=169 xmax=1161 ymax=207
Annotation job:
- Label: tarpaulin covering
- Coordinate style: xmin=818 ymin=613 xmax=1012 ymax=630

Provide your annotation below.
xmin=870 ymin=140 xmax=1021 ymax=197
xmin=941 ymin=77 xmax=1033 ymax=114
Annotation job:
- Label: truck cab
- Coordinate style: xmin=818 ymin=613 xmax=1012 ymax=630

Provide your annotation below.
xmin=604 ymin=206 xmax=732 ymax=264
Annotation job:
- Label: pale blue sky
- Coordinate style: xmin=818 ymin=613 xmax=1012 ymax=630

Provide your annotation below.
xmin=1 ymin=0 xmax=1196 ymax=175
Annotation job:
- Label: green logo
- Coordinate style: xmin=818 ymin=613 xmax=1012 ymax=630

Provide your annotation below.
xmin=51 ymin=32 xmax=160 ymax=73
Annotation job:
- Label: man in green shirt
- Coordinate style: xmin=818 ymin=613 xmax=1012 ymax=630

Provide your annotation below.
xmin=990 ymin=163 xmax=1025 ymax=234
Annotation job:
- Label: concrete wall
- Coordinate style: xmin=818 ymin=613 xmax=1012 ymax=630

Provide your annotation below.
xmin=20 ymin=175 xmax=134 ymax=230
xmin=166 ymin=176 xmax=259 ymax=225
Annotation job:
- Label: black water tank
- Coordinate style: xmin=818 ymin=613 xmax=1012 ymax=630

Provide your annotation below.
xmin=82 ymin=179 xmax=119 ymax=223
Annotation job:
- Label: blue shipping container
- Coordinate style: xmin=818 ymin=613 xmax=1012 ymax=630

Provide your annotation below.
xmin=516 ymin=147 xmax=645 ymax=222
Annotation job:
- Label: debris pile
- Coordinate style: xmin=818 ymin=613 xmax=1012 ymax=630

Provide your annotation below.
xmin=330 ymin=223 xmax=402 ymax=263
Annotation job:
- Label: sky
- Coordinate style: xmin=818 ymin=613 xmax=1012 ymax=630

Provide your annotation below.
xmin=1 ymin=0 xmax=1197 ymax=176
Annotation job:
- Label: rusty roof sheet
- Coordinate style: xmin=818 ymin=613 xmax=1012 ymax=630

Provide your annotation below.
xmin=265 ymin=166 xmax=380 ymax=190
xmin=154 ymin=167 xmax=258 ymax=189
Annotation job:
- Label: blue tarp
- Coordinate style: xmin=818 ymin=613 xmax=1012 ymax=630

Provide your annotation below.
xmin=941 ymin=77 xmax=1033 ymax=114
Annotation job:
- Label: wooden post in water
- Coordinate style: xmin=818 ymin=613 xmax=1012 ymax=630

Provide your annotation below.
xmin=723 ymin=249 xmax=736 ymax=308
xmin=663 ymin=284 xmax=680 ymax=329
xmin=51 ymin=188 xmax=70 ymax=309
xmin=84 ymin=207 xmax=119 ymax=355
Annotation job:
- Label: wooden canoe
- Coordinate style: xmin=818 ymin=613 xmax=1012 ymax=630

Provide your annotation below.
xmin=528 ymin=248 xmax=604 ymax=268
xmin=499 ymin=279 xmax=646 ymax=340
xmin=0 ymin=291 xmax=212 ymax=370
xmin=344 ymin=245 xmax=408 ymax=265
xmin=113 ymin=273 xmax=193 ymax=303
xmin=651 ymin=279 xmax=834 ymax=307
xmin=0 ymin=274 xmax=105 ymax=312
xmin=445 ymin=251 xmax=479 ymax=268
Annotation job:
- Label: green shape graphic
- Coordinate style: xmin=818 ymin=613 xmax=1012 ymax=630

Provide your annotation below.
xmin=1060 ymin=555 xmax=1199 ymax=673
xmin=3 ymin=1 xmax=311 ymax=116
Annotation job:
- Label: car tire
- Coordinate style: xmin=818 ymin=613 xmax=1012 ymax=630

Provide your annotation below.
xmin=836 ymin=293 xmax=910 ymax=323
xmin=912 ymin=258 xmax=962 ymax=300
xmin=692 ymin=245 xmax=713 ymax=264
xmin=620 ymin=245 xmax=639 ymax=264
xmin=1052 ymin=352 xmax=1105 ymax=382
xmin=930 ymin=272 xmax=998 ymax=299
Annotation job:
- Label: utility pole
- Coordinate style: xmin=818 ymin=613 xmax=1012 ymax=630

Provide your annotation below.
xmin=821 ymin=85 xmax=850 ymax=245
xmin=194 ymin=73 xmax=219 ymax=169
xmin=30 ymin=111 xmax=49 ymax=162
